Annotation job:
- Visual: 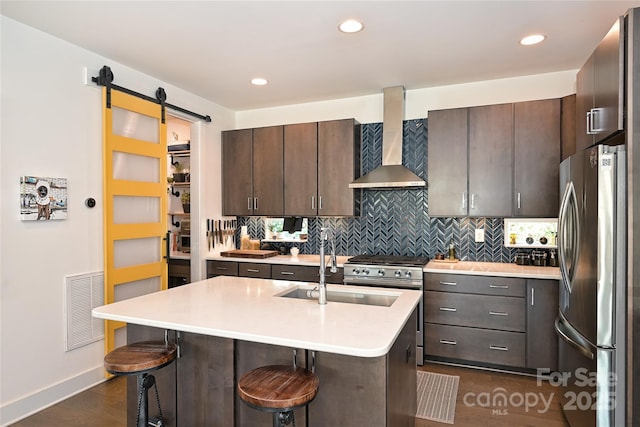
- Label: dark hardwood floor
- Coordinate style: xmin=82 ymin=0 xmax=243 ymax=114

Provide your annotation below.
xmin=11 ymin=362 xmax=569 ymax=426
xmin=10 ymin=376 xmax=126 ymax=427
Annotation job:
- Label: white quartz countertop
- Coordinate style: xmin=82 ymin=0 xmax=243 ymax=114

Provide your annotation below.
xmin=93 ymin=276 xmax=421 ymax=358
xmin=207 ymin=254 xmax=351 ymax=267
xmin=424 ymin=260 xmax=560 ymax=280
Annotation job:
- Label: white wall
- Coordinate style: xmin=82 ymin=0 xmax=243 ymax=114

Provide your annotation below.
xmin=0 ymin=16 xmax=233 ymax=425
xmin=236 ymin=70 xmax=577 ymax=129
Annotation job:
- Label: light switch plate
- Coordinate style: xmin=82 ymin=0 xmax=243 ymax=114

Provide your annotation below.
xmin=475 ymin=229 xmax=485 ymax=242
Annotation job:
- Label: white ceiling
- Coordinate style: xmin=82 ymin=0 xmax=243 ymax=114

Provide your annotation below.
xmin=3 ymin=1 xmax=640 ymax=111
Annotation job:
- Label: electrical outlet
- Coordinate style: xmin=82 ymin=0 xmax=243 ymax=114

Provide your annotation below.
xmin=475 ymin=229 xmax=485 ymax=243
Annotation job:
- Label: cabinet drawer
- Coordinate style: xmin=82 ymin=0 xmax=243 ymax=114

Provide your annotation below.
xmin=424 ymin=273 xmax=525 ymax=297
xmin=239 ymin=262 xmax=272 ymax=278
xmin=207 ymin=261 xmax=238 ymax=278
xmin=272 ymin=265 xmax=344 ymax=284
xmin=424 ymin=291 xmax=525 ymax=332
xmin=272 ymin=265 xmax=317 ymax=282
xmin=425 ymin=323 xmax=525 ymax=368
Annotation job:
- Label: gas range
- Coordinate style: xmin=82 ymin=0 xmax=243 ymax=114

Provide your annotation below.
xmin=343 ymin=254 xmax=429 ymax=289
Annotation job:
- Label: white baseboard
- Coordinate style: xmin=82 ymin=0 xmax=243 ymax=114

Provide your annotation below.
xmin=0 ymin=366 xmax=105 ymax=426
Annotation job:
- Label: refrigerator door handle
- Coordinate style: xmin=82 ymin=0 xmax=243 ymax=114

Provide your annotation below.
xmin=555 ymin=315 xmax=595 ymax=360
xmin=558 ymin=181 xmax=579 ymax=294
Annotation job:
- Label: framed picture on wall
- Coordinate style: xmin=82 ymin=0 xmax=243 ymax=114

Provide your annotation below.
xmin=20 ymin=176 xmax=68 ymax=221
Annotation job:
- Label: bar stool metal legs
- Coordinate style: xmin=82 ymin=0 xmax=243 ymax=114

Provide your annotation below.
xmin=104 ymin=340 xmax=177 ymax=427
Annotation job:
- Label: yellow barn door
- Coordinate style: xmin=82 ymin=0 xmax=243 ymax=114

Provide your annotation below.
xmin=102 ymin=87 xmax=167 ymax=359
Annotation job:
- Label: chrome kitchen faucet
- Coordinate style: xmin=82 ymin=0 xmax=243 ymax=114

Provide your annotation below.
xmin=316 ymin=227 xmax=337 ymax=305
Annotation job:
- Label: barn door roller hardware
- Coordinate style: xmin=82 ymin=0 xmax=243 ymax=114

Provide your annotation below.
xmin=92 ymin=65 xmax=212 ymax=123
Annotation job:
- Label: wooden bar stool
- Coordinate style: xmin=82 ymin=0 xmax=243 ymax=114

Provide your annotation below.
xmin=104 ymin=340 xmax=177 ymax=427
xmin=238 ymin=364 xmax=319 ymax=427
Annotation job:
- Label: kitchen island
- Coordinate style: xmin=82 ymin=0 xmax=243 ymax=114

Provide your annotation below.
xmin=93 ymin=276 xmax=420 ymax=426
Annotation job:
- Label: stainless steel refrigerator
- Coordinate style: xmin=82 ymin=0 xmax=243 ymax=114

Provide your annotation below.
xmin=556 ymin=144 xmax=626 ymax=427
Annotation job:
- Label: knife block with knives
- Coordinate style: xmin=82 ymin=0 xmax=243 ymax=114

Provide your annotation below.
xmin=207 ymin=218 xmax=237 ymax=251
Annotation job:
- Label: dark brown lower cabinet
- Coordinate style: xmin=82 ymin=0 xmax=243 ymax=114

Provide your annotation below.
xmin=207 ymin=260 xmax=239 ymax=278
xmin=526 ymin=279 xmax=559 ymax=372
xmin=168 ymin=259 xmax=190 ymax=288
xmin=207 ymin=260 xmax=345 ymax=283
xmin=425 ymin=323 xmax=526 ymax=367
xmin=238 ymin=262 xmax=271 ymax=278
xmin=424 ymin=273 xmax=559 ymax=373
xmin=271 ymin=264 xmax=344 ymax=284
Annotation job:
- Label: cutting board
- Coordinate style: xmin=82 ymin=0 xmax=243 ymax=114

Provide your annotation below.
xmin=220 ymin=249 xmax=279 ymax=259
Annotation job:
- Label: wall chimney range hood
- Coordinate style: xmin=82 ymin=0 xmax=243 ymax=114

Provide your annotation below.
xmin=349 ymin=86 xmax=426 ymax=189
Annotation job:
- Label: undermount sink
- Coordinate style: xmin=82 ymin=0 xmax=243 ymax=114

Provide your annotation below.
xmin=278 ymin=286 xmax=398 ymax=307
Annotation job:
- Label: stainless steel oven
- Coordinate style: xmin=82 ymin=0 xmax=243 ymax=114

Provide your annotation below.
xmin=343 ymin=255 xmax=428 ymax=366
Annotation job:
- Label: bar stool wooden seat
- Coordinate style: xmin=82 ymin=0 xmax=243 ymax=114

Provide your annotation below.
xmin=104 ymin=341 xmax=177 ymax=427
xmin=237 ymin=364 xmax=319 ymax=427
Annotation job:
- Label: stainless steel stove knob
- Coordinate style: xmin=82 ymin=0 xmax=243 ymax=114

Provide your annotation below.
xmin=353 ymin=268 xmax=360 ymax=274
xmin=394 ymin=270 xmax=402 ymax=278
xmin=362 ymin=269 xmax=369 ymax=275
xmin=378 ymin=269 xmax=385 ymax=276
xmin=405 ymin=271 xmax=412 ymax=278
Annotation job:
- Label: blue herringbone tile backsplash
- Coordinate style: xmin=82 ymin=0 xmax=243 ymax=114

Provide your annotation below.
xmin=239 ymin=118 xmax=518 ymax=263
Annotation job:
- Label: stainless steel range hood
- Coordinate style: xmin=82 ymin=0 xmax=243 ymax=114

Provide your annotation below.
xmin=349 ymin=86 xmax=426 ymax=189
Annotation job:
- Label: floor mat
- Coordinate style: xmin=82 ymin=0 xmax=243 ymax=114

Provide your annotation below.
xmin=416 ymin=370 xmax=460 ymax=424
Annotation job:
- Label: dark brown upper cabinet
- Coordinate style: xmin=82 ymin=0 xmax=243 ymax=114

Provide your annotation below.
xmin=283 ymin=119 xmax=361 ymax=217
xmin=284 ymin=122 xmax=318 ymax=216
xmin=576 ymin=16 xmax=624 ymax=151
xmin=222 ymin=126 xmax=284 ymax=216
xmin=514 ymin=99 xmax=561 ymax=218
xmin=428 ymin=99 xmax=561 ymax=218
xmin=427 ymin=108 xmax=468 ymax=217
xmin=225 ymin=119 xmax=360 ymax=217
xmin=468 ymin=103 xmax=513 ymax=217
xmin=317 ymin=119 xmax=361 ymax=216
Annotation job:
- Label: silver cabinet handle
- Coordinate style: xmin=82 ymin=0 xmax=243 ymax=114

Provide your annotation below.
xmin=439 ymin=339 xmax=457 ymax=345
xmin=319 ymin=196 xmax=323 ymax=211
xmin=439 ymin=307 xmax=457 ymax=312
xmin=461 ymin=193 xmax=467 ymax=211
xmin=591 ymin=108 xmax=605 ymax=132
xmin=253 ymin=197 xmax=258 ymax=211
xmin=279 ymin=271 xmax=295 ymax=276
xmin=489 ymin=284 xmax=509 ymax=289
xmin=311 ymin=196 xmax=316 ymax=210
xmin=247 ymin=198 xmax=252 ymax=211
xmin=489 ymin=311 xmax=509 ymax=317
xmin=517 ymin=192 xmax=521 ymax=209
xmin=489 ymin=345 xmax=509 ymax=351
xmin=531 ymin=288 xmax=535 ymax=306
xmin=470 ymin=193 xmax=476 ymax=210
xmin=246 ymin=268 xmax=260 ymax=273
xmin=215 ymin=267 xmax=229 ymax=271
xmin=439 ymin=281 xmax=457 ymax=286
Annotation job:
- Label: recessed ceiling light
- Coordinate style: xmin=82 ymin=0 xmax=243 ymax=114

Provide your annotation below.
xmin=251 ymin=78 xmax=268 ymax=86
xmin=520 ymin=34 xmax=546 ymax=46
xmin=338 ymin=19 xmax=364 ymax=33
